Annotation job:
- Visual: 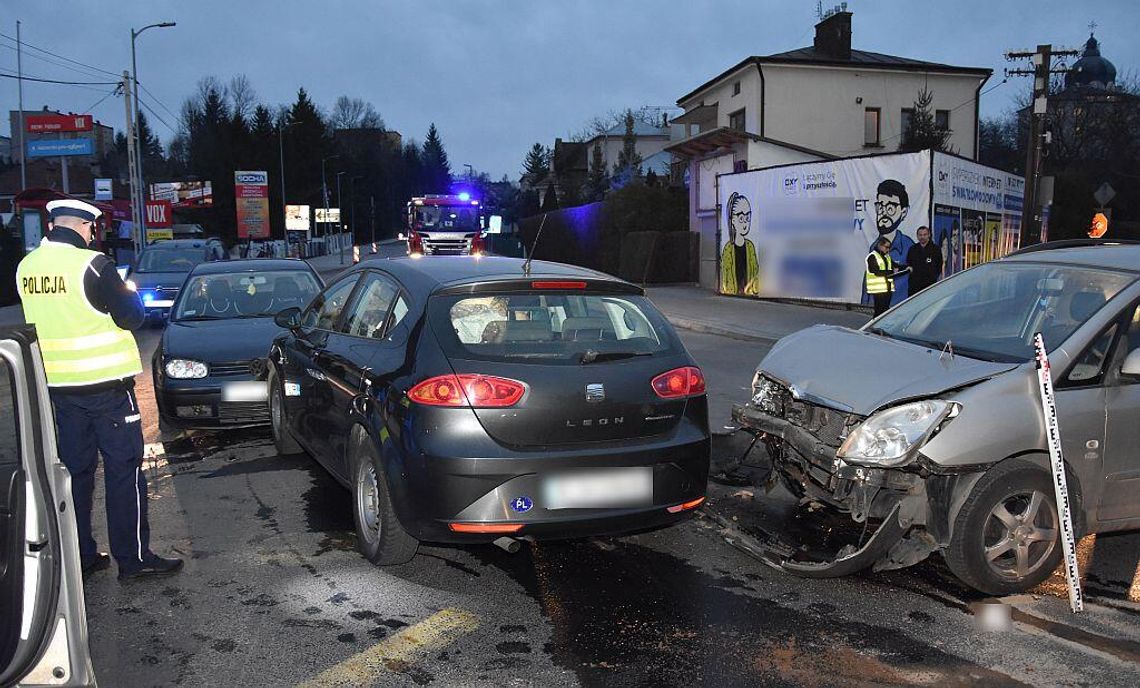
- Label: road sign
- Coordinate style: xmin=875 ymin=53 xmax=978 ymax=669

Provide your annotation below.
xmin=315 ymin=208 xmax=340 ymax=223
xmin=95 ymin=178 xmax=113 ymax=201
xmin=26 ymin=138 xmax=93 ymax=158
xmin=1089 ymin=209 xmax=1110 ymax=238
xmin=1093 ymin=182 xmax=1116 ymax=207
xmin=25 ymin=113 xmax=93 ymax=133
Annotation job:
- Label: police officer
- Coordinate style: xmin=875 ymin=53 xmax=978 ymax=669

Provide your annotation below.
xmin=16 ymin=199 xmax=183 ymax=582
xmin=865 ymin=236 xmax=911 ymax=317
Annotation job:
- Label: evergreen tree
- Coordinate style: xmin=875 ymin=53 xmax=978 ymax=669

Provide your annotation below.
xmin=421 ymin=123 xmax=452 ymax=193
xmin=522 ymin=142 xmax=549 ymax=183
xmin=584 ymin=141 xmax=608 ymax=200
xmin=540 ymin=180 xmax=559 ymax=211
xmin=900 ymin=87 xmax=953 ymax=153
xmin=612 ymin=109 xmax=643 ymax=186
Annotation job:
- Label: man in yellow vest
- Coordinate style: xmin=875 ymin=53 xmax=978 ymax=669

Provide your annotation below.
xmin=17 ymin=199 xmax=183 ymax=582
xmin=866 ymin=236 xmax=912 ymax=317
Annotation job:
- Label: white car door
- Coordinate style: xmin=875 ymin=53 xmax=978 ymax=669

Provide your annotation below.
xmin=0 ymin=325 xmax=95 ymax=687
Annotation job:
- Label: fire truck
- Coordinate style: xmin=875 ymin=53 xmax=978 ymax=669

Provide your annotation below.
xmin=405 ymin=193 xmax=486 ymax=256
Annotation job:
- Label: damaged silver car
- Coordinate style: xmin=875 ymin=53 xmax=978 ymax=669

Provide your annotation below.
xmin=734 ymin=242 xmax=1140 ymax=595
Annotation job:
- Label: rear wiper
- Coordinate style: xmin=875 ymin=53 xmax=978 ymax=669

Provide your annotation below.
xmin=580 ymin=350 xmax=651 ymax=364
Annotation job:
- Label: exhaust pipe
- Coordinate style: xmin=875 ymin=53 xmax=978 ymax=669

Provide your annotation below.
xmin=493 ymin=536 xmax=521 ymax=554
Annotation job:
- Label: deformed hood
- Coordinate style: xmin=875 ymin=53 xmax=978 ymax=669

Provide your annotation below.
xmin=162 ymin=318 xmax=283 ymax=363
xmin=757 ymin=325 xmax=1020 ymax=415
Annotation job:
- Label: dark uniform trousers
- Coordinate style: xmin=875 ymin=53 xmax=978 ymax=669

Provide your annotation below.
xmin=50 ymin=385 xmax=149 ymax=568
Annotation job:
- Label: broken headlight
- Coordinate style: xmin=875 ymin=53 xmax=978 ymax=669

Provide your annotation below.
xmin=837 ymin=400 xmax=956 ymax=467
xmin=750 ymin=373 xmax=784 ymax=415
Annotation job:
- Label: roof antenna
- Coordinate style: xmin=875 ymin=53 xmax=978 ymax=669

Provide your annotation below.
xmin=522 ymin=212 xmax=548 ymax=277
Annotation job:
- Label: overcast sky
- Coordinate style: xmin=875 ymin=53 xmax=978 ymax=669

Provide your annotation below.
xmin=3 ymin=0 xmax=1136 ymax=179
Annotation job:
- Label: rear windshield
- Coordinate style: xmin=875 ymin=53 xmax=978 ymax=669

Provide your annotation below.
xmin=428 ymin=292 xmax=681 ymax=364
xmin=137 ymin=248 xmax=204 ymax=273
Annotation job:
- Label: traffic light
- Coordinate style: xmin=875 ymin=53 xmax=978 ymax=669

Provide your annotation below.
xmin=1089 ymin=210 xmax=1110 ymax=238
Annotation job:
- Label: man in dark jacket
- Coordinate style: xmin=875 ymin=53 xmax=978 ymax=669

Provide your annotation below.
xmin=905 ymin=226 xmax=943 ymax=297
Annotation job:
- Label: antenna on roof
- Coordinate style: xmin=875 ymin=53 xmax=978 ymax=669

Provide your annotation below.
xmin=522 ymin=212 xmax=548 ymax=277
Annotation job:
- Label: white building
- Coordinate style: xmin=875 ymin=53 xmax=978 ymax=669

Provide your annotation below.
xmin=668 ymin=9 xmax=992 ymax=289
xmin=582 ymin=120 xmax=673 ymax=174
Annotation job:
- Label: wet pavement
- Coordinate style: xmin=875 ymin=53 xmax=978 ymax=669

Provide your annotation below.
xmin=72 ymin=321 xmax=1140 ymax=687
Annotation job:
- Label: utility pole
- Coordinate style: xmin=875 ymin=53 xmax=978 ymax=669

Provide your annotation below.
xmin=122 ymin=71 xmax=143 ymax=255
xmin=337 ymin=170 xmax=345 ymax=264
xmin=1005 ymin=43 xmax=1078 ymax=246
xmin=370 ymin=195 xmax=376 ymax=245
xmin=16 ymin=20 xmax=26 ymax=190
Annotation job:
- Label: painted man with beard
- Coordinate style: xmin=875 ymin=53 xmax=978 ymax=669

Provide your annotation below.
xmin=863 ymin=179 xmax=914 ymax=306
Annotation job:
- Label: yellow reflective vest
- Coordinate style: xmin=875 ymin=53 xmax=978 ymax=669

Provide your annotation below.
xmin=865 ymin=252 xmax=893 ymax=295
xmin=16 ymin=240 xmax=142 ymax=387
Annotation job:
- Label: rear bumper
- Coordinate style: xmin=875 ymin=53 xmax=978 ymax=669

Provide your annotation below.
xmin=387 ymin=416 xmax=710 ymax=543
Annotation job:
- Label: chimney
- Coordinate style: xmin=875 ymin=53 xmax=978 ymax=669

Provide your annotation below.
xmin=814 ymin=9 xmax=852 ymax=60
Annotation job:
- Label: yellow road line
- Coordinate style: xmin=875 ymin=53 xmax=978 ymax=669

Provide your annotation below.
xmin=299 ymin=608 xmax=479 ymax=687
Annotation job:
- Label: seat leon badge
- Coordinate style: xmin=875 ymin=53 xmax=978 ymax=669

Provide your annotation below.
xmin=585 ymin=383 xmax=605 ymax=403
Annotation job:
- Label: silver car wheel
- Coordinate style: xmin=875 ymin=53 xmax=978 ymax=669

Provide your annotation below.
xmin=356 ymin=461 xmax=382 ymax=546
xmin=982 ymin=489 xmax=1058 ymax=581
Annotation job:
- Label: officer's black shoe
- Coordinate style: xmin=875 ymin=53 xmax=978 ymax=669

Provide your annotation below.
xmin=117 ymin=554 xmax=184 ymax=582
xmin=81 ymin=552 xmax=111 ymax=578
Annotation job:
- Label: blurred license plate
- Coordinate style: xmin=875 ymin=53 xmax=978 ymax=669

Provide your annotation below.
xmin=543 ymin=468 xmax=652 ymax=509
xmin=222 ymin=381 xmax=267 ymax=402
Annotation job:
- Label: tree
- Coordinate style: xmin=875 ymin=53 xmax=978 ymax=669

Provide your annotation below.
xmin=228 ymin=74 xmax=258 ymax=120
xmin=421 ymin=123 xmax=451 ymax=193
xmin=611 ymin=109 xmax=643 ymax=186
xmin=330 ymin=96 xmax=384 ymax=130
xmin=540 ymin=180 xmax=559 ymax=211
xmin=899 ymin=87 xmax=953 ymax=153
xmin=978 ymin=116 xmax=1023 ymax=174
xmin=521 ymin=142 xmax=549 ymax=183
xmin=583 ymin=141 xmax=608 ymax=201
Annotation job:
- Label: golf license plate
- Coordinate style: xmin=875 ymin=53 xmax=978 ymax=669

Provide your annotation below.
xmin=222 ymin=381 xmax=268 ymax=403
xmin=542 ymin=468 xmax=653 ymax=509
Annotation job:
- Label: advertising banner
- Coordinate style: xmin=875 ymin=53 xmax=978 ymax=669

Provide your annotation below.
xmin=94 ymin=178 xmax=113 ymax=201
xmin=26 ymin=138 xmax=93 ymax=158
xmin=932 ymin=152 xmax=1025 ymax=274
xmin=144 ymin=200 xmax=173 ymax=242
xmin=234 ymin=170 xmax=270 ymax=239
xmin=150 ymin=180 xmax=213 ymax=208
xmin=25 ymin=114 xmax=92 ymax=133
xmin=285 ymin=205 xmax=311 ymax=232
xmin=717 ymin=151 xmax=931 ymax=304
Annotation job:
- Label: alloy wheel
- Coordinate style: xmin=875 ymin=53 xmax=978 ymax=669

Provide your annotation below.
xmin=982 ymin=489 xmax=1058 ymax=581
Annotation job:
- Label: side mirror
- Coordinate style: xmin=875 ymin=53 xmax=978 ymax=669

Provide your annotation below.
xmin=274 ymin=307 xmax=303 ymax=332
xmin=1122 ymin=348 xmax=1140 ymax=377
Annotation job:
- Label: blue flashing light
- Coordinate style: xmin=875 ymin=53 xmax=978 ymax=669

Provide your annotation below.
xmin=471 ymin=200 xmax=480 ymax=206
xmin=142 ymin=292 xmax=155 ymax=303
xmin=457 ymin=192 xmax=471 ymax=202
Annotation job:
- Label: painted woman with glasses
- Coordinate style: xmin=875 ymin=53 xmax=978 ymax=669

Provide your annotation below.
xmin=720 ymin=192 xmax=760 ymax=296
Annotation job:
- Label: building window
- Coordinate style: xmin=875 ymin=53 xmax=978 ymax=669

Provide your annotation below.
xmin=901 ymin=108 xmax=914 ymax=140
xmin=936 ymin=109 xmax=950 ymax=130
xmin=864 ymin=108 xmax=881 ymax=146
xmin=732 ymin=81 xmax=741 ymax=96
xmin=729 ymin=109 xmax=746 ymax=132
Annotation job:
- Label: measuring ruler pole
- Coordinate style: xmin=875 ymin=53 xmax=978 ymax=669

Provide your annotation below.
xmin=1032 ymin=332 xmax=1084 ymax=613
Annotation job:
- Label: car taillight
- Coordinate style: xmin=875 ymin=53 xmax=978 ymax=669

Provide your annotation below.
xmin=408 ymin=374 xmax=527 ymax=407
xmin=409 ymin=232 xmax=423 ymax=254
xmin=651 ymin=366 xmax=706 ymax=399
xmin=471 ymin=233 xmax=485 ymax=255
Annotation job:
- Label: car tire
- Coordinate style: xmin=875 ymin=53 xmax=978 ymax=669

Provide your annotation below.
xmin=351 ymin=438 xmax=418 ymax=566
xmin=944 ymin=459 xmax=1064 ymax=595
xmin=268 ymin=372 xmax=303 ymax=456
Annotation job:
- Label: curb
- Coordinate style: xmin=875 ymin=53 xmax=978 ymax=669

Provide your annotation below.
xmin=664 ymin=315 xmax=779 ymax=344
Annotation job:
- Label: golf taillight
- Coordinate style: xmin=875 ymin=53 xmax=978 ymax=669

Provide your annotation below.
xmin=651 ymin=366 xmax=706 ymax=399
xmin=409 ymin=374 xmax=527 ymax=407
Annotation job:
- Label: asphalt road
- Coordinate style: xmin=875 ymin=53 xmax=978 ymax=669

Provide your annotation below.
xmin=70 ymin=300 xmax=1140 ymax=687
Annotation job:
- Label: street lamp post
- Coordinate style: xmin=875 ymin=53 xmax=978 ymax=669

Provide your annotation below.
xmin=349 ymin=175 xmax=362 ymax=252
xmin=131 ymin=21 xmax=176 ymax=246
xmin=321 ymin=154 xmax=339 ymax=249
xmin=278 ymin=121 xmax=296 ymax=239
xmin=337 ymin=171 xmax=346 ymax=265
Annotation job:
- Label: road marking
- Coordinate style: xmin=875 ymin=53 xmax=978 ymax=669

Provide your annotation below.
xmin=299 ymin=608 xmax=479 ymax=687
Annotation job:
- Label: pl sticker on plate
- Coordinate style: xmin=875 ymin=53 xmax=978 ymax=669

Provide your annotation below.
xmin=284 ymin=382 xmax=302 ymax=397
xmin=510 ymin=496 xmax=533 ymax=513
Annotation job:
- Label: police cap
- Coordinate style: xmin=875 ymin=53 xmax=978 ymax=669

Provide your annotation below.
xmin=46 ymin=199 xmax=102 ymax=223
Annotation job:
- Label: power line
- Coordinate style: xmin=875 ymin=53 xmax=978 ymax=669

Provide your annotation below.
xmin=137 ymin=95 xmax=177 ymax=134
xmin=83 ymin=84 xmax=124 ymax=114
xmin=138 ymin=81 xmax=181 ymax=124
xmin=0 ymin=31 xmax=119 ymax=78
xmin=0 ymin=41 xmax=113 ymax=81
xmin=0 ymin=69 xmax=119 ymax=86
